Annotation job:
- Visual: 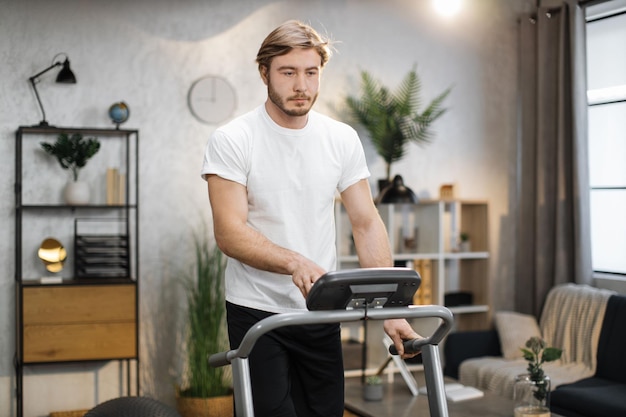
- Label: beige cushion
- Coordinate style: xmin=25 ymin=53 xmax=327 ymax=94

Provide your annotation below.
xmin=495 ymin=311 xmax=541 ymax=360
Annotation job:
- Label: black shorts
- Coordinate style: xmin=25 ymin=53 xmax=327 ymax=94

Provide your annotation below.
xmin=226 ymin=302 xmax=345 ymax=417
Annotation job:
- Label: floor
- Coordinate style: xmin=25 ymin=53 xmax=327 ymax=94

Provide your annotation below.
xmin=50 ymin=405 xmax=362 ymax=416
xmin=343 ymin=374 xmax=526 ymax=417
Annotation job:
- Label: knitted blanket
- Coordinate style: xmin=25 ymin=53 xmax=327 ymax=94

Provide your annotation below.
xmin=459 ymin=284 xmax=614 ymax=398
xmin=540 ymin=283 xmax=614 ymax=370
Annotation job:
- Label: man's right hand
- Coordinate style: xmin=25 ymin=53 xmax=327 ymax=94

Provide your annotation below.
xmin=290 ymin=257 xmax=326 ymax=298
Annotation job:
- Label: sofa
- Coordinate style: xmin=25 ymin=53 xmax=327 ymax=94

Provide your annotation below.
xmin=443 ymin=283 xmax=626 ymax=417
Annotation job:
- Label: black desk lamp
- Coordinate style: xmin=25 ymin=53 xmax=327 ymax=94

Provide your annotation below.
xmin=28 ymin=53 xmax=77 ymax=127
xmin=377 ymin=175 xmax=418 ymax=204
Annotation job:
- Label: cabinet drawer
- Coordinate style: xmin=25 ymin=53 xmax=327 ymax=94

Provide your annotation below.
xmin=23 ymin=322 xmax=136 ymax=363
xmin=23 ymin=284 xmax=136 ymax=325
xmin=21 ymin=284 xmax=137 ymax=363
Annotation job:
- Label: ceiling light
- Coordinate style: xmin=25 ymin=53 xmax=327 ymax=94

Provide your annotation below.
xmin=433 ymin=0 xmax=463 ymax=18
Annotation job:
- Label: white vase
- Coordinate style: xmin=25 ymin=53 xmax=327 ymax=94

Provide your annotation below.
xmin=64 ymin=180 xmax=90 ymax=205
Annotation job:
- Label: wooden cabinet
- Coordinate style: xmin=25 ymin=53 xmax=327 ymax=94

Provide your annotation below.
xmin=14 ymin=126 xmax=139 ymax=417
xmin=336 ymin=199 xmax=491 ymax=330
xmin=22 ymin=283 xmax=137 ymax=363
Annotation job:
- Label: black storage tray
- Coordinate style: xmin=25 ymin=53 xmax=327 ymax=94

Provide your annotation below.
xmin=74 ymin=234 xmax=130 ymax=279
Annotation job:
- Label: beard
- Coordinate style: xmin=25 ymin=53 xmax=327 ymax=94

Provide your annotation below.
xmin=267 ymin=83 xmax=318 ymax=117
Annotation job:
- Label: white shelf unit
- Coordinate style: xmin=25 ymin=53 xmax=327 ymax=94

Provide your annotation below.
xmin=335 ymin=199 xmax=491 ymax=331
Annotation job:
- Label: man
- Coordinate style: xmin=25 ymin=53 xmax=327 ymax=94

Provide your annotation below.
xmin=201 ymin=20 xmax=419 ymax=417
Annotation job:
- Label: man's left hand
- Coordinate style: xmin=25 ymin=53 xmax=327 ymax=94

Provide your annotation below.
xmin=383 ymin=319 xmax=422 ymax=359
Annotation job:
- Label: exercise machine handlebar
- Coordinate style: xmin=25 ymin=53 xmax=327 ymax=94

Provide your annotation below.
xmin=209 ymin=304 xmax=453 ymax=368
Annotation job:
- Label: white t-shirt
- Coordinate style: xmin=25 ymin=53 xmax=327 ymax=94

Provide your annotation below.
xmin=201 ymin=105 xmax=370 ymax=313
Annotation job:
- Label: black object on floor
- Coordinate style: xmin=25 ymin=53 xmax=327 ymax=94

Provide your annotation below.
xmin=84 ymin=397 xmax=180 ymax=417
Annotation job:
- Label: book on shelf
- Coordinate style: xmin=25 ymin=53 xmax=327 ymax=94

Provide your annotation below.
xmin=106 ymin=168 xmax=126 ymax=205
xmin=412 ymin=259 xmax=432 ymax=305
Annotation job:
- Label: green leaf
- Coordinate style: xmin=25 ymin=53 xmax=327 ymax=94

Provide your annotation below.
xmin=179 ymin=234 xmax=230 ymax=398
xmin=520 ymin=348 xmax=535 ymax=362
xmin=542 ymin=347 xmax=563 ymax=362
xmin=40 ymin=133 xmax=100 ymax=181
xmin=345 ymin=66 xmax=451 ymax=180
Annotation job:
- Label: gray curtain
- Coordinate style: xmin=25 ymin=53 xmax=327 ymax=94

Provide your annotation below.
xmin=515 ymin=1 xmax=593 ymax=317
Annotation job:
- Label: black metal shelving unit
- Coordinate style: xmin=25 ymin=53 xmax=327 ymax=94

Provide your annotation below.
xmin=14 ymin=126 xmax=140 ymax=417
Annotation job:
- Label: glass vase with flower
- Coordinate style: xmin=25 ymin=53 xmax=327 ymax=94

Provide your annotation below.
xmin=514 ymin=336 xmax=562 ymax=417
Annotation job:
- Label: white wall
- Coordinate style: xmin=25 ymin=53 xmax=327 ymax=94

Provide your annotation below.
xmin=0 ymin=0 xmax=526 ymax=415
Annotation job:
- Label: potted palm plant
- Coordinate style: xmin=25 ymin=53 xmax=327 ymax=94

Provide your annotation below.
xmin=176 ymin=234 xmax=232 ymax=417
xmin=346 ymin=66 xmax=451 ymax=192
xmin=40 ymin=132 xmax=100 ymax=205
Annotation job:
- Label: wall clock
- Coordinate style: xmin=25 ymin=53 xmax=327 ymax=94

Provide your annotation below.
xmin=188 ymin=75 xmax=237 ymax=124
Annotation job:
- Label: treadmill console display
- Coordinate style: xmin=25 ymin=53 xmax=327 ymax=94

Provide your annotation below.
xmin=306 ymin=268 xmax=421 ymax=311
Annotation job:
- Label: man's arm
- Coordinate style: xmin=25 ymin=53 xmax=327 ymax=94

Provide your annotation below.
xmin=206 ymin=174 xmax=325 ymax=297
xmin=340 ymin=179 xmax=392 ymax=267
xmin=341 ymin=179 xmax=421 ymax=358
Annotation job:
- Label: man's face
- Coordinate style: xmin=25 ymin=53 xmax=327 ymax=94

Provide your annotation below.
xmin=263 ymin=48 xmax=321 ymax=118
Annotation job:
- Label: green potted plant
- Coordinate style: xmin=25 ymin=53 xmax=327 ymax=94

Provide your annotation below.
xmin=363 ymin=375 xmax=384 ymax=401
xmin=514 ymin=336 xmax=563 ymax=417
xmin=40 ymin=132 xmax=100 ymax=204
xmin=176 ymin=234 xmax=232 ymax=417
xmin=458 ymin=232 xmax=471 ymax=252
xmin=346 ymin=66 xmax=451 ymax=190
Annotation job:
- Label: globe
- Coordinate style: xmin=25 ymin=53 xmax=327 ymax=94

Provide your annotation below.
xmin=108 ymin=102 xmax=130 ymax=127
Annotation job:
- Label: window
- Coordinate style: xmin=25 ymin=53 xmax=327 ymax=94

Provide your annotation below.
xmin=586 ymin=1 xmax=626 ymax=275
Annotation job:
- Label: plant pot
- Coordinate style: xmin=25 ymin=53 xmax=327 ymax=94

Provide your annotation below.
xmin=176 ymin=394 xmax=234 ymax=417
xmin=459 ymin=241 xmax=471 ymax=252
xmin=513 ymin=373 xmax=551 ymax=417
xmin=363 ymin=383 xmax=384 ymax=401
xmin=64 ymin=180 xmax=90 ymax=205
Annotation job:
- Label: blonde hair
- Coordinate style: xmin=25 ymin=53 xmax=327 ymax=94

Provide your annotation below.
xmin=256 ymin=20 xmax=332 ymax=73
